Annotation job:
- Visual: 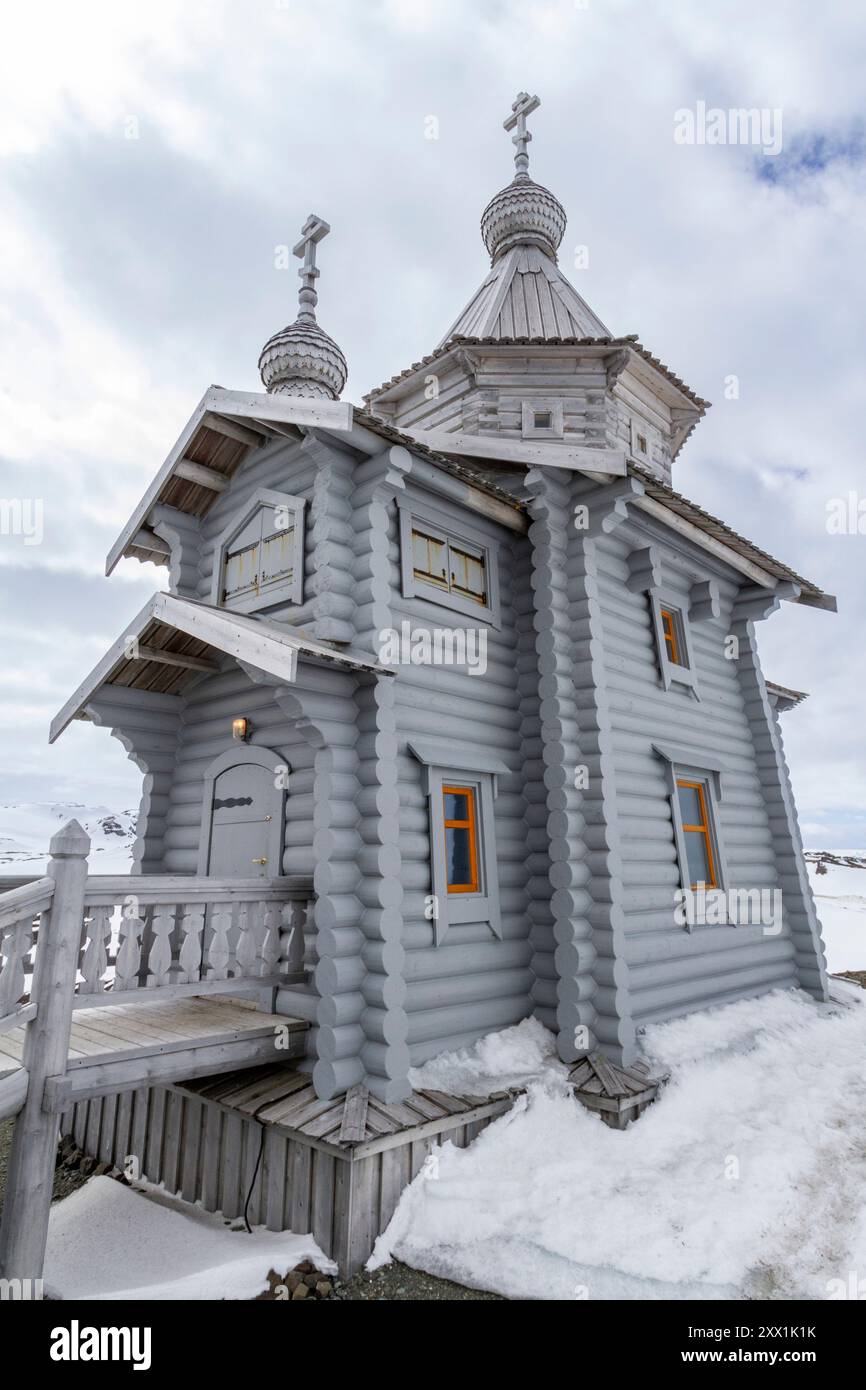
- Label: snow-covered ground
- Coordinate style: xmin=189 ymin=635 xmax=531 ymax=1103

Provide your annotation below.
xmin=0 ymin=802 xmax=136 ymax=874
xmin=374 ymin=986 xmax=866 ymax=1300
xmin=806 ymin=854 xmax=866 ymax=974
xmin=46 ymin=1177 xmax=333 ymax=1300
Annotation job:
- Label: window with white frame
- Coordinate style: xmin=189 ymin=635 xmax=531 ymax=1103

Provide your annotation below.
xmin=211 ymin=488 xmax=305 ymax=615
xmin=409 ymin=738 xmax=508 ymax=946
xmin=648 ymin=592 xmax=699 ymax=697
xmin=398 ymin=502 xmax=500 ymax=626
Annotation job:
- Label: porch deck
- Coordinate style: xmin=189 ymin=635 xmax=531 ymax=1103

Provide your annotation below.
xmin=0 ymin=997 xmax=307 ymax=1113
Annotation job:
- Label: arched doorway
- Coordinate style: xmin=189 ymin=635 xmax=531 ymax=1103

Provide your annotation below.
xmin=197 ymin=746 xmax=286 ymax=878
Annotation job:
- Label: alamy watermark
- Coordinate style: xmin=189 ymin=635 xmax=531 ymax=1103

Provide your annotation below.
xmin=674 ymin=102 xmax=783 ymax=157
xmin=675 ymin=886 xmax=782 ymax=932
xmin=0 ymin=497 xmax=43 ymax=545
xmin=378 ymin=621 xmax=487 ymax=676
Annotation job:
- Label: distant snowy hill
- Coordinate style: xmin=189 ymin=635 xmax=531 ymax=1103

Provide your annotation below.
xmin=0 ymin=802 xmax=136 ymax=875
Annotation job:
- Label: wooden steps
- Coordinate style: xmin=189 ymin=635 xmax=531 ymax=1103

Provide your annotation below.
xmin=0 ymin=997 xmax=308 ymax=1113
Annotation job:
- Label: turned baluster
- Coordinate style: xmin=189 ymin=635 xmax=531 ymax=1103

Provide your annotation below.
xmin=146 ymin=903 xmax=176 ymax=988
xmin=79 ymin=906 xmax=112 ymax=994
xmin=205 ymin=902 xmax=232 ymax=980
xmin=177 ymin=903 xmax=205 ymax=983
xmin=0 ymin=917 xmax=34 ymax=1015
xmin=115 ymin=894 xmax=145 ymax=992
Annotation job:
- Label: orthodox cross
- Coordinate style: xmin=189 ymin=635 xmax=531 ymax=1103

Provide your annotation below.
xmin=504 ymin=92 xmax=540 ymax=177
xmin=293 ymin=214 xmax=331 ymax=321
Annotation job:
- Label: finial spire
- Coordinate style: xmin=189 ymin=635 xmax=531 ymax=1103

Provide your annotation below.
xmin=258 ymin=212 xmax=347 ymax=400
xmin=504 ymin=92 xmax=540 ymax=178
xmin=293 ymin=214 xmax=330 ymax=323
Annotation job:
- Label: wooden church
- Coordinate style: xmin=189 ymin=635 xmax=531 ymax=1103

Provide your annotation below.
xmin=0 ymin=94 xmax=834 ymax=1281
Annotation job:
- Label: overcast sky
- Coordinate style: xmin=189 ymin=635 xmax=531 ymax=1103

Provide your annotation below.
xmin=1 ymin=0 xmax=864 ymax=847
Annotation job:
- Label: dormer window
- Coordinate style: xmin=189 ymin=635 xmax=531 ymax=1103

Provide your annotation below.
xmin=211 ymin=488 xmax=305 ymax=615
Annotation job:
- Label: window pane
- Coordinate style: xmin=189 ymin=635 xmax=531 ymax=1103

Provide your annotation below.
xmin=224 ymin=541 xmax=259 ymax=597
xmin=684 ymin=830 xmax=711 ymax=887
xmin=677 ymin=783 xmax=703 ymax=826
xmin=450 ymin=546 xmax=486 ymax=602
xmin=445 ymin=826 xmax=473 ymax=887
xmin=412 ymin=530 xmax=447 ymax=585
xmin=444 ymin=792 xmax=469 ymax=821
xmin=262 ymin=527 xmax=294 ymax=582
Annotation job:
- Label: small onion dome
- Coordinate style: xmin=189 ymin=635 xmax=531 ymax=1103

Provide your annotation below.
xmin=258 ymin=317 xmax=348 ymax=400
xmin=480 ymin=174 xmax=567 ymax=264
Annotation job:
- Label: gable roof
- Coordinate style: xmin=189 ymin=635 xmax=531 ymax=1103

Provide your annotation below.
xmin=436 ymin=244 xmax=610 ymax=345
xmin=49 ymin=592 xmax=390 ymax=743
xmin=106 ymin=387 xmax=525 ymax=574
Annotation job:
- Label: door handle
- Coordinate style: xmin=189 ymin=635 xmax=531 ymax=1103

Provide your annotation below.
xmin=252 ymin=857 xmax=268 ymax=865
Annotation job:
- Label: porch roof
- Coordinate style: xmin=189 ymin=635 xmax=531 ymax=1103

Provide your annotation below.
xmin=49 ymin=592 xmax=390 ymax=743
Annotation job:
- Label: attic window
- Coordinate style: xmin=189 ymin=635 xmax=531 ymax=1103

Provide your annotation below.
xmin=533 ymin=410 xmax=552 ymax=430
xmin=398 ymin=501 xmax=500 ymax=626
xmin=211 ymin=488 xmax=306 ymax=615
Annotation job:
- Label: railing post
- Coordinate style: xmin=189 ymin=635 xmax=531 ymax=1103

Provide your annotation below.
xmin=0 ymin=819 xmax=89 ymax=1282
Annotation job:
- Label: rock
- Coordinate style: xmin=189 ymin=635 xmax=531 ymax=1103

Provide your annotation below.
xmin=294 ymin=1259 xmax=314 ymax=1274
xmin=79 ymin=1156 xmax=96 ymax=1176
xmin=316 ymin=1280 xmax=332 ymax=1298
xmin=303 ymin=1272 xmax=320 ymax=1289
xmin=291 ymin=1283 xmax=309 ymax=1300
xmin=286 ymin=1271 xmax=302 ymax=1291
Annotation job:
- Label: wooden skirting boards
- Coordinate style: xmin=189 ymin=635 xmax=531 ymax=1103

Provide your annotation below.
xmin=60 ymin=1055 xmax=664 ymax=1279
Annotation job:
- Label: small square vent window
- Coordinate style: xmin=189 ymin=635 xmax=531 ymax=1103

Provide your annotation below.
xmin=521 ymin=400 xmax=564 ymax=439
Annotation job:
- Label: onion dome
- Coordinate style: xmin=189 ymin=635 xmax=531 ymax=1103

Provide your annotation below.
xmin=258 ymin=214 xmax=347 ymax=400
xmin=481 ymin=175 xmax=567 ymax=264
xmin=478 ymin=92 xmax=568 ymax=266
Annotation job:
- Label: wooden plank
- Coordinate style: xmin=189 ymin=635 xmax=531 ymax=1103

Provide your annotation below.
xmin=345 ymin=1155 xmax=379 ymax=1278
xmin=0 ymin=877 xmax=53 ymax=932
xmin=144 ymin=1088 xmax=165 ymax=1182
xmin=221 ymin=1112 xmax=243 ymax=1219
xmin=98 ymin=1094 xmax=118 ymax=1166
xmin=404 ymin=427 xmax=628 ymax=476
xmin=311 ymin=1149 xmax=337 ymax=1257
xmin=338 ymin=1084 xmax=369 ymax=1145
xmin=379 ymin=1145 xmax=410 ymax=1232
xmin=0 ymin=1067 xmax=28 ymax=1122
xmin=161 ymin=1090 xmax=183 ymax=1193
xmin=354 ymin=1097 xmax=511 ymax=1160
xmin=417 ymin=1089 xmax=472 ymax=1116
xmin=0 ymin=1003 xmax=37 ymax=1037
xmin=181 ymin=1097 xmax=204 ymax=1204
xmin=43 ymin=1031 xmax=306 ymax=1110
xmin=200 ymin=1101 xmax=222 ymax=1212
xmin=264 ymin=1130 xmax=287 ymax=1232
xmin=587 ymin=1054 xmax=628 ymax=1098
xmin=134 ymin=645 xmax=219 ymax=673
xmin=173 ymin=458 xmax=229 ymax=493
xmin=241 ymin=1120 xmax=264 ymax=1226
xmin=290 ymin=1141 xmax=312 ymax=1233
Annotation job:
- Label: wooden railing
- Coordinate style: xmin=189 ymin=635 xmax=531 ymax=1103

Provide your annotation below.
xmin=0 ymin=820 xmax=317 ymax=1284
xmin=0 ymin=877 xmax=54 ymax=1035
xmin=0 ymin=868 xmax=315 ymax=1022
xmin=77 ymin=874 xmax=314 ymax=1006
